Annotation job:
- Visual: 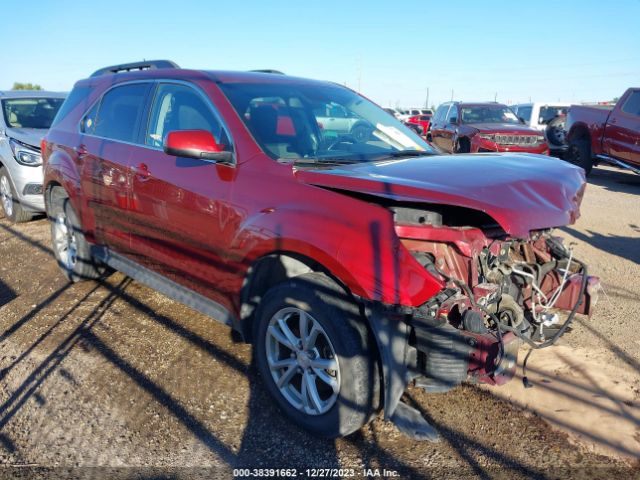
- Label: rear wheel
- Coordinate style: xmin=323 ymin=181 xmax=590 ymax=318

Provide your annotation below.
xmin=0 ymin=167 xmax=33 ymax=223
xmin=567 ymin=137 xmax=593 ymax=175
xmin=254 ymin=273 xmax=380 ymax=438
xmin=48 ymin=187 xmax=106 ymax=282
xmin=454 ymin=137 xmax=470 ymax=153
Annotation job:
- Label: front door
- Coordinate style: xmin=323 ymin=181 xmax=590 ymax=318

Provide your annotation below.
xmin=127 ymin=82 xmax=237 ymax=309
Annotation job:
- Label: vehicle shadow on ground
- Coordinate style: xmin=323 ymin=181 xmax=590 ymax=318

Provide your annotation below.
xmin=589 ymin=166 xmax=640 ymax=193
xmin=562 ymin=225 xmax=640 ymax=265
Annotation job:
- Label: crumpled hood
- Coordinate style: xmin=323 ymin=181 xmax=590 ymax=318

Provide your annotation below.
xmin=295 ymin=154 xmax=586 ymax=238
xmin=470 ymin=123 xmax=540 ymax=135
xmin=6 ymin=128 xmax=46 ymax=149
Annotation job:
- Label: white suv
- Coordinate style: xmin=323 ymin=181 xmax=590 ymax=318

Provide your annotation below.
xmin=511 ymin=102 xmax=569 ymax=155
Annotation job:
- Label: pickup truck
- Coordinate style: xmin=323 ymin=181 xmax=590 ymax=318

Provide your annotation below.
xmin=565 ymin=88 xmax=640 ymax=175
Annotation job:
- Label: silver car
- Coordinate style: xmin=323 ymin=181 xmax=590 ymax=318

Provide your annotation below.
xmin=0 ymin=90 xmax=66 ymax=222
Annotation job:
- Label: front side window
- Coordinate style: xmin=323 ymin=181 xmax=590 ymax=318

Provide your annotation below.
xmin=460 ymin=105 xmax=520 ymax=124
xmin=516 ymin=105 xmax=533 ymax=122
xmin=218 ymin=81 xmax=435 ymax=163
xmin=2 ymin=97 xmax=65 ymax=129
xmin=91 ymin=83 xmax=150 ymax=143
xmin=621 ymin=91 xmax=640 ymax=117
xmin=446 ymin=105 xmax=458 ymax=122
xmin=146 ymin=83 xmax=226 ymax=148
xmin=433 ymin=104 xmax=449 ymax=124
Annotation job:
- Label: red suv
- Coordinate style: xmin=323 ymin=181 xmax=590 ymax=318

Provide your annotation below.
xmin=43 ymin=61 xmax=597 ymax=440
xmin=429 ymin=102 xmax=550 ymax=155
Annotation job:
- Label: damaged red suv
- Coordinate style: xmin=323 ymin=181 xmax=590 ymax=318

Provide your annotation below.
xmin=42 ymin=61 xmax=598 ymax=440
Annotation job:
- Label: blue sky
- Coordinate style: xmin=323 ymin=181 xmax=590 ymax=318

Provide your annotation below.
xmin=1 ymin=0 xmax=638 ymax=108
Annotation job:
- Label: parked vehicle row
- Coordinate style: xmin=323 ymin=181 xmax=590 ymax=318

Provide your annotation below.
xmin=38 ymin=60 xmax=597 ymax=440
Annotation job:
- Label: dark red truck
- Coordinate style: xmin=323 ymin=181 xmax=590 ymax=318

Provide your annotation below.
xmin=565 ymin=88 xmax=640 ymax=175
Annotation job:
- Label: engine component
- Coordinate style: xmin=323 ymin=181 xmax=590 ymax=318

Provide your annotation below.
xmin=414 ymin=322 xmax=471 ymax=393
xmin=462 ymin=309 xmax=487 ymax=333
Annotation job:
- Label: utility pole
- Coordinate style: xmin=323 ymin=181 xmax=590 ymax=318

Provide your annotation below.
xmin=425 ymin=87 xmax=430 ymax=108
xmin=451 ymin=89 xmax=454 ymax=101
xmin=494 ymin=92 xmax=497 ymax=102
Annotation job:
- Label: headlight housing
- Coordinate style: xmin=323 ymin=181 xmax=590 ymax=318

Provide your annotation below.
xmin=9 ymin=138 xmax=42 ymax=166
xmin=478 ymin=133 xmax=495 ymax=141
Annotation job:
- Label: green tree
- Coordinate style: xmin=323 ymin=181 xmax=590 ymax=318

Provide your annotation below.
xmin=11 ymin=82 xmax=43 ymax=91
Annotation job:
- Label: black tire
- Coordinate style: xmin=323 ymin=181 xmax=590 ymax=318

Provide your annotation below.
xmin=47 ymin=187 xmax=106 ymax=282
xmin=567 ymin=137 xmax=593 ymax=175
xmin=254 ymin=272 xmax=380 ymax=438
xmin=454 ymin=137 xmax=470 ymax=153
xmin=0 ymin=167 xmax=33 ymax=223
xmin=350 ymin=124 xmax=371 ymax=143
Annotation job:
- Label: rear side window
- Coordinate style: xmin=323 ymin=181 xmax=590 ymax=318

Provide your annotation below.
xmin=51 ymin=86 xmax=92 ymax=128
xmin=92 ymin=83 xmax=150 ymax=143
xmin=621 ymin=91 xmax=640 ymax=117
xmin=146 ymin=83 xmax=225 ymax=147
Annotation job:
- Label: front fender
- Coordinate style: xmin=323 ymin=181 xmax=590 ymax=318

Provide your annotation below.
xmin=231 ymin=204 xmax=443 ymax=307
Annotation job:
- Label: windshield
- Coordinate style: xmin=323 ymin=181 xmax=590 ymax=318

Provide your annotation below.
xmin=460 ymin=105 xmax=521 ymax=124
xmin=218 ymin=81 xmax=435 ymax=163
xmin=2 ymin=97 xmax=64 ymax=129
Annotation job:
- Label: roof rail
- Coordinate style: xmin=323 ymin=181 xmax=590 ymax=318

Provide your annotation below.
xmin=249 ymin=69 xmax=285 ymax=75
xmin=90 ymin=60 xmax=180 ymax=77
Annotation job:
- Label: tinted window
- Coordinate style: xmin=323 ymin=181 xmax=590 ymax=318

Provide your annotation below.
xmin=516 ymin=105 xmax=533 ymax=122
xmin=433 ymin=104 xmax=448 ymax=123
xmin=447 ymin=105 xmax=458 ymax=122
xmin=93 ymin=83 xmax=150 ymax=143
xmin=621 ymin=91 xmax=640 ymax=116
xmin=81 ymin=102 xmax=99 ymax=134
xmin=146 ymin=83 xmax=225 ymax=148
xmin=52 ymin=87 xmax=90 ymax=128
xmin=2 ymin=97 xmax=65 ymax=129
xmin=539 ymin=106 xmax=567 ymax=124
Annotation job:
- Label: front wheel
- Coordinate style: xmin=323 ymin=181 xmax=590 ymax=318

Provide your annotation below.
xmin=0 ymin=168 xmax=33 ymax=223
xmin=254 ymin=273 xmax=380 ymax=438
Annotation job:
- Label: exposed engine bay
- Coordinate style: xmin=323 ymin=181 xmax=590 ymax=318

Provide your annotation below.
xmin=390 ymin=205 xmax=600 ymax=394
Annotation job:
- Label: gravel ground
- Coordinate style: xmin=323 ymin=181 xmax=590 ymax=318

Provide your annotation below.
xmin=0 ymin=165 xmax=638 ymax=479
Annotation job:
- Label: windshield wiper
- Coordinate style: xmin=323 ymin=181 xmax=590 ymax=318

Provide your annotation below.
xmin=375 ymin=150 xmax=431 ymax=159
xmin=292 ymin=157 xmax=358 ymax=166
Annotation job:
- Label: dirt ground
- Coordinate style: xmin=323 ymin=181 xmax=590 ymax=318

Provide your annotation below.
xmin=0 ymin=165 xmax=639 ymax=479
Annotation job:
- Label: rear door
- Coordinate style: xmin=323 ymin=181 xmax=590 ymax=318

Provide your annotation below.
xmin=604 ymin=90 xmax=640 ymax=166
xmin=79 ymin=82 xmax=152 ymax=254
xmin=440 ymin=104 xmax=458 ymax=152
xmin=127 ymin=81 xmax=237 ymax=307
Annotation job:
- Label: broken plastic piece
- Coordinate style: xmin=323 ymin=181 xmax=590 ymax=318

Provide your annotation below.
xmin=390 ymin=401 xmax=440 ymax=442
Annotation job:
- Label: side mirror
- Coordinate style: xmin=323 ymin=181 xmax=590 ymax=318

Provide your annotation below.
xmin=449 ymin=117 xmax=458 ymax=124
xmin=163 ymin=130 xmax=233 ymax=164
xmin=518 ymin=117 xmax=526 ymax=124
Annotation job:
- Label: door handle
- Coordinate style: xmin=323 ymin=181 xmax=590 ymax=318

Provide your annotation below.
xmin=74 ymin=144 xmax=88 ymax=157
xmin=131 ymin=163 xmax=151 ymax=180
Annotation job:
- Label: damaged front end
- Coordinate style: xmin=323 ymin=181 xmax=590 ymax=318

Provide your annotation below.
xmin=365 ymin=206 xmax=599 ymax=438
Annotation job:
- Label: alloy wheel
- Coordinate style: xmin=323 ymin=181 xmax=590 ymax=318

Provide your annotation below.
xmin=52 ymin=213 xmax=78 ymax=271
xmin=0 ymin=175 xmax=13 ymax=217
xmin=265 ymin=307 xmax=340 ymax=416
